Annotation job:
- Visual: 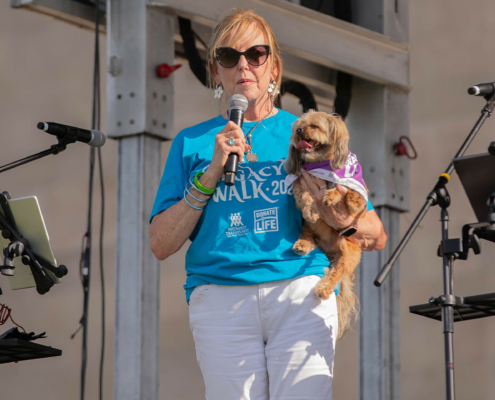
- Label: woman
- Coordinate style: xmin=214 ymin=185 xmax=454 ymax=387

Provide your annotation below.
xmin=150 ymin=8 xmax=387 ymax=400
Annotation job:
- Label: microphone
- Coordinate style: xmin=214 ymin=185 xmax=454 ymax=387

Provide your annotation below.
xmin=37 ymin=122 xmax=106 ymax=148
xmin=468 ymin=82 xmax=495 ymax=97
xmin=224 ymin=94 xmax=248 ymax=186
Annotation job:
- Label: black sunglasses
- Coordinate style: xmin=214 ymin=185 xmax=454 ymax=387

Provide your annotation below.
xmin=215 ymin=45 xmax=271 ymax=68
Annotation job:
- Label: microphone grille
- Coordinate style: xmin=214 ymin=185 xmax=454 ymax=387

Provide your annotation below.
xmin=89 ymin=130 xmax=107 ymax=148
xmin=228 ymin=94 xmax=248 ymax=112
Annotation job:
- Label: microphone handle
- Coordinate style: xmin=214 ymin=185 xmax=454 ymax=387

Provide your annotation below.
xmin=225 ymin=109 xmax=244 ymax=186
xmin=224 ymin=154 xmax=238 ymax=186
xmin=38 ymin=122 xmax=93 ymax=144
xmin=229 ymin=109 xmax=244 ymax=127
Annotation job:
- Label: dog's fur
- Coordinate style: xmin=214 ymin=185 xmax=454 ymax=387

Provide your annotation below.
xmin=285 ymin=110 xmax=367 ymax=339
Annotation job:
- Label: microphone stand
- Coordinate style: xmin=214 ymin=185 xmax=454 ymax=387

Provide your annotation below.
xmin=373 ymin=91 xmax=495 ymax=400
xmin=0 ymin=120 xmax=102 ymax=174
xmin=375 ymin=91 xmax=495 ymax=286
xmin=0 ymin=144 xmax=67 ymax=175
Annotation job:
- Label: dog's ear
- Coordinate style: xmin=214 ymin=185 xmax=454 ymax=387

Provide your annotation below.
xmin=284 ymin=144 xmax=300 ymax=175
xmin=327 ymin=115 xmax=349 ymax=170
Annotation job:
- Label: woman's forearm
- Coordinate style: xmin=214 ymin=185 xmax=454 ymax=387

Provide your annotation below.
xmin=149 ymin=172 xmax=219 ymax=260
xmin=149 ymin=200 xmax=202 ymax=260
xmin=346 ymin=210 xmax=387 ymax=252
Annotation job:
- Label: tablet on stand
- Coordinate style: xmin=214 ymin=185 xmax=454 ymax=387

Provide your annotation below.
xmin=0 ymin=194 xmax=66 ymax=293
xmin=453 ymin=152 xmax=495 ymax=222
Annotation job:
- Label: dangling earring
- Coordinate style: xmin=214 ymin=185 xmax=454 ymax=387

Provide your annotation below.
xmin=268 ymin=80 xmax=279 ymax=104
xmin=268 ymin=80 xmax=276 ymax=93
xmin=215 ymin=84 xmax=224 ymax=116
xmin=214 ymin=84 xmax=224 ymax=99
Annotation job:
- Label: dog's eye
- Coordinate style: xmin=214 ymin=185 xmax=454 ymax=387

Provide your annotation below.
xmin=296 ymin=128 xmax=303 ymax=134
xmin=310 ymin=125 xmax=318 ymax=130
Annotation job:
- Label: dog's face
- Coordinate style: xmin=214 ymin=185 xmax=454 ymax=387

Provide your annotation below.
xmin=285 ymin=111 xmax=349 ymax=175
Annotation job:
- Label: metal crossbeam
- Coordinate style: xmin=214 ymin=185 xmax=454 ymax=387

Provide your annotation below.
xmin=148 ymin=0 xmax=410 ymax=90
xmin=11 ymin=0 xmax=106 ymax=33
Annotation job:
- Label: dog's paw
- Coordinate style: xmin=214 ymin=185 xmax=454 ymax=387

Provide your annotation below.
xmin=345 ymin=190 xmax=367 ymax=215
xmin=314 ymin=281 xmax=334 ymax=300
xmin=302 ymin=208 xmax=319 ymax=223
xmin=293 ymin=239 xmax=313 ymax=255
xmin=323 ymin=188 xmax=342 ymax=207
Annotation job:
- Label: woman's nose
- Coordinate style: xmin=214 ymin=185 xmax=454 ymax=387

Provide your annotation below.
xmin=238 ymin=55 xmax=249 ymax=69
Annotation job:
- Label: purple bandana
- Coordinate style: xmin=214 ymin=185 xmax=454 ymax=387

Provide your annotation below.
xmin=285 ymin=152 xmax=368 ymax=202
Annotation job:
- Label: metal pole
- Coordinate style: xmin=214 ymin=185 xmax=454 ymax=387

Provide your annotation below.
xmin=114 ymin=135 xmax=161 ymax=400
xmin=107 ymin=1 xmax=175 ymax=397
xmin=440 ymin=209 xmax=455 ymax=400
xmin=359 ymin=207 xmax=401 ymax=400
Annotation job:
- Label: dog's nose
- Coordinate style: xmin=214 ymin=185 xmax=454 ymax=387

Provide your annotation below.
xmin=296 ymin=128 xmax=303 ymax=135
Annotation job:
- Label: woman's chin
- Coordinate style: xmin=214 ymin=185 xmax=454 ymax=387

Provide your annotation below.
xmin=234 ymin=87 xmax=261 ymax=102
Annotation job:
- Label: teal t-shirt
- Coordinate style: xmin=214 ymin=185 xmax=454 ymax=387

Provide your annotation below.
xmin=150 ymin=109 xmax=373 ymax=302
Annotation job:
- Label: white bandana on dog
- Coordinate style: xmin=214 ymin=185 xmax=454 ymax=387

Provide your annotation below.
xmin=285 ymin=152 xmax=368 ymax=202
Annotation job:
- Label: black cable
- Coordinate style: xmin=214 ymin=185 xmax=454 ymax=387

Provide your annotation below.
xmin=280 ymin=80 xmax=318 ymax=113
xmin=178 ymin=17 xmax=208 ymax=87
xmin=334 ymin=0 xmax=352 ymax=21
xmin=91 ymin=2 xmax=105 ymax=400
xmin=72 ymin=0 xmax=95 ymax=5
xmin=79 ymin=132 xmax=95 ymax=400
xmin=334 ymin=71 xmax=353 ymax=119
xmin=92 ymin=3 xmax=105 ymax=400
xmin=193 ymin=30 xmax=208 ymax=50
xmin=333 ymin=0 xmax=353 ymax=119
xmin=72 ymin=1 xmax=105 ymax=400
xmin=97 ymin=145 xmax=105 ymax=400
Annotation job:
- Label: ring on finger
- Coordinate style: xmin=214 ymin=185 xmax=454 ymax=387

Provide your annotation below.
xmin=228 ymin=137 xmax=236 ymax=146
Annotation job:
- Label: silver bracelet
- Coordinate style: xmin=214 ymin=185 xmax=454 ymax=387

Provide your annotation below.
xmin=185 ymin=183 xmax=209 ymax=203
xmin=183 ymin=190 xmax=206 ymax=210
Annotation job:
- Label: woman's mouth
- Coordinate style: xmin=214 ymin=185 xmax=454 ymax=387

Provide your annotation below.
xmin=237 ymin=79 xmax=253 ymax=85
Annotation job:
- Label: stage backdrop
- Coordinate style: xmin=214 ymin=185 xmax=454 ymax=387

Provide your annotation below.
xmin=1 ymin=1 xmax=495 ymax=399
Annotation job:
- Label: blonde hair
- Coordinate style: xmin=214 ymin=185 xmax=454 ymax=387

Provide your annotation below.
xmin=207 ymin=9 xmax=283 ymax=109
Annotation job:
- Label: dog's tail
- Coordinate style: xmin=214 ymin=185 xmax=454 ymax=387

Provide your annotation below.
xmin=336 ymin=274 xmax=359 ymax=339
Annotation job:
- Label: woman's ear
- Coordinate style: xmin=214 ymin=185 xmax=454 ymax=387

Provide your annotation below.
xmin=271 ymin=63 xmax=279 ymax=83
xmin=209 ymin=59 xmax=221 ymax=85
xmin=284 ymin=143 xmax=300 ymax=175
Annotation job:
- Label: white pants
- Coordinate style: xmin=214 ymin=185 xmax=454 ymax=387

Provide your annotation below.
xmin=188 ymin=275 xmax=338 ymax=400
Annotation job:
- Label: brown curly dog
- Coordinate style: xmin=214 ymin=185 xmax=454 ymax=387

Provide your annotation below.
xmin=285 ymin=110 xmax=367 ymax=339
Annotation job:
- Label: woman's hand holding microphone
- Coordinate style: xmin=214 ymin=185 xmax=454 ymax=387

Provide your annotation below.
xmin=200 ymin=121 xmax=251 ymax=188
